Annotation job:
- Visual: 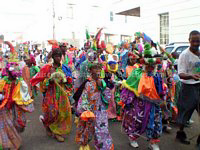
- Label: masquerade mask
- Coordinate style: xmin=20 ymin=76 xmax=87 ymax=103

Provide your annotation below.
xmin=4 ymin=62 xmax=21 ymax=77
xmin=107 ymin=63 xmax=118 ymax=73
xmin=88 ymin=51 xmax=97 ymax=62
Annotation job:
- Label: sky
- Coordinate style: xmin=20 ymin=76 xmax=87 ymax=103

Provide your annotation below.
xmin=0 ymin=0 xmax=124 ymax=40
xmin=0 ymin=0 xmax=122 ymax=32
xmin=0 ymin=0 xmax=123 ymax=40
xmin=0 ymin=0 xmax=49 ymax=32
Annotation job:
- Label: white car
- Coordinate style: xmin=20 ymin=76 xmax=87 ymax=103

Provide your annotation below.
xmin=165 ymin=42 xmax=189 ymax=55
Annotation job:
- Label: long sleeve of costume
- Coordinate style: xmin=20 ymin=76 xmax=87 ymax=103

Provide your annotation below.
xmin=76 ymin=82 xmax=90 ymax=115
xmin=14 ymin=80 xmax=33 ymax=106
xmin=80 ymin=84 xmax=90 ymax=111
xmin=22 ymin=66 xmax=32 ymax=97
xmin=30 ymin=64 xmax=52 ymax=86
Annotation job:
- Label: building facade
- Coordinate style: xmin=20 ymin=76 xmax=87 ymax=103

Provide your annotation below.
xmin=48 ymin=0 xmax=140 ymax=48
xmin=114 ymin=0 xmax=200 ymax=45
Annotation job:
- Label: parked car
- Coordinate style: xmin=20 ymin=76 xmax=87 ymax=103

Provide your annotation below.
xmin=165 ymin=42 xmax=189 ymax=55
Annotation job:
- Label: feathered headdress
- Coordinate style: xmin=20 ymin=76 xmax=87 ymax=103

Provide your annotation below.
xmin=142 ymin=43 xmax=162 ymax=65
xmin=86 ymin=29 xmax=90 ymax=40
xmin=92 ymin=28 xmax=103 ymax=51
xmin=23 ymin=45 xmax=30 ymax=60
xmin=87 ymin=50 xmax=102 ymax=69
xmin=4 ymin=41 xmax=19 ymax=63
xmin=2 ymin=41 xmax=21 ymax=77
xmin=4 ymin=41 xmax=15 ymax=53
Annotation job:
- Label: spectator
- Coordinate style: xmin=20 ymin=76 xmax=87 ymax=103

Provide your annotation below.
xmin=176 ymin=30 xmax=200 ymax=145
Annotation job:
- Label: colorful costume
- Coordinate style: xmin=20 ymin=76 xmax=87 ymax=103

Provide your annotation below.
xmin=76 ymin=80 xmax=114 ymax=150
xmin=0 ymin=44 xmax=34 ymax=149
xmin=103 ymin=54 xmax=119 ymax=119
xmin=121 ymin=43 xmax=163 ymax=149
xmin=31 ymin=63 xmax=72 ymax=137
xmin=75 ymin=32 xmax=114 ymax=149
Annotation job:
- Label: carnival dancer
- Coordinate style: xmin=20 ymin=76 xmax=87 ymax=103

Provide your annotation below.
xmin=75 ymin=49 xmax=114 ymax=150
xmin=102 ymin=53 xmax=124 ymax=121
xmin=30 ymin=47 xmax=73 ymax=142
xmin=158 ymin=44 xmax=179 ymax=126
xmin=134 ymin=32 xmax=144 ymax=54
xmin=103 ymin=54 xmax=118 ymax=120
xmin=0 ymin=47 xmax=34 ymax=149
xmin=59 ymin=42 xmax=76 ymax=105
xmin=22 ymin=50 xmax=40 ymax=99
xmin=74 ymin=28 xmax=103 ymax=92
xmin=120 ymin=42 xmax=129 ymax=78
xmin=121 ymin=43 xmax=163 ymax=150
xmin=126 ymin=52 xmax=139 ymax=78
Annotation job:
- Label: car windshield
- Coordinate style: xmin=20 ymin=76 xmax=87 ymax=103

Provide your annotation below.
xmin=175 ymin=46 xmax=189 ymax=54
xmin=165 ymin=47 xmax=174 ymax=53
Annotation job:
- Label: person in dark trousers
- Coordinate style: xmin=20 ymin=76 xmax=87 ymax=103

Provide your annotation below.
xmin=176 ymin=30 xmax=200 ymax=145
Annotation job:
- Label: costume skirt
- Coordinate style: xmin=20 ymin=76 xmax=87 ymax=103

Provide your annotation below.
xmin=0 ymin=108 xmax=21 ymax=150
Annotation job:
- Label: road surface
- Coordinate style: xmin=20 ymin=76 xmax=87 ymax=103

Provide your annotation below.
xmin=20 ymin=94 xmax=200 ymax=150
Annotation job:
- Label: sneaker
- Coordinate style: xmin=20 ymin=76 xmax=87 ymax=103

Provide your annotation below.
xmin=185 ymin=119 xmax=194 ymax=127
xmin=163 ymin=126 xmax=172 ymax=133
xmin=148 ymin=144 xmax=160 ymax=150
xmin=167 ymin=126 xmax=172 ymax=130
xmin=166 ymin=126 xmax=172 ymax=133
xmin=55 ymin=135 xmax=65 ymax=142
xmin=39 ymin=115 xmax=44 ymax=123
xmin=187 ymin=119 xmax=194 ymax=125
xmin=130 ymin=141 xmax=139 ymax=148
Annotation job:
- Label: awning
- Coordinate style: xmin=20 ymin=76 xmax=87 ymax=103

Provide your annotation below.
xmin=116 ymin=7 xmax=140 ymax=17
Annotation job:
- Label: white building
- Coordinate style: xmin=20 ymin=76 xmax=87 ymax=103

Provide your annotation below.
xmin=3 ymin=0 xmax=199 ymax=48
xmin=114 ymin=0 xmax=200 ymax=45
xmin=42 ymin=0 xmax=140 ymax=48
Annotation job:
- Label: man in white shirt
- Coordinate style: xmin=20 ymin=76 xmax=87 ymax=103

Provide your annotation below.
xmin=176 ymin=30 xmax=200 ymax=145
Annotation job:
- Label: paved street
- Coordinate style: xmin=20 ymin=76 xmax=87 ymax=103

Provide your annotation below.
xmin=20 ymin=94 xmax=200 ymax=150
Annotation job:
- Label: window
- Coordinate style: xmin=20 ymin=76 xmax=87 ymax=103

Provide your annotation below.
xmin=105 ymin=34 xmax=112 ymax=43
xmin=110 ymin=11 xmax=113 ymax=21
xmin=66 ymin=6 xmax=73 ymax=19
xmin=72 ymin=32 xmax=75 ymax=39
xmin=121 ymin=35 xmax=131 ymax=43
xmin=160 ymin=13 xmax=169 ymax=45
xmin=105 ymin=34 xmax=116 ymax=43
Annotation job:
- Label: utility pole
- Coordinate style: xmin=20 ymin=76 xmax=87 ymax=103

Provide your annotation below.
xmin=52 ymin=0 xmax=56 ymax=40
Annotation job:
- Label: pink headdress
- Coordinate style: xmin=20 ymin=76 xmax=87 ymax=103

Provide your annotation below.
xmin=30 ymin=54 xmax=36 ymax=66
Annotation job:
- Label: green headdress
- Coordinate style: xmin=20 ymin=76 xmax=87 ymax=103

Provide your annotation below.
xmin=86 ymin=29 xmax=90 ymax=40
xmin=143 ymin=43 xmax=156 ymax=65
